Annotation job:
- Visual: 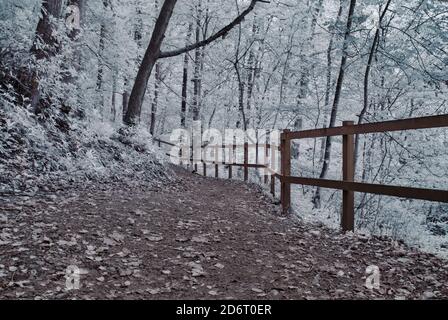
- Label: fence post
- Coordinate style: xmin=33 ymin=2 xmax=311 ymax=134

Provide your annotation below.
xmin=270 ymin=141 xmax=275 ymax=196
xmin=280 ymin=129 xmax=291 ymax=215
xmin=244 ymin=142 xmax=249 ymax=182
xmin=215 ymin=146 xmax=219 ymax=178
xmin=256 ymin=141 xmax=259 ymax=166
xmin=194 ymin=143 xmax=197 ymax=172
xmin=179 ymin=146 xmax=182 ymax=167
xmin=203 ymin=161 xmax=207 ymax=176
xmin=342 ymin=121 xmax=355 ymax=232
xmin=264 ymin=140 xmax=269 ymax=185
xmin=178 ymin=136 xmax=183 ymax=166
xmin=190 ymin=145 xmax=193 ymax=171
xmin=229 ymin=144 xmax=234 ymax=179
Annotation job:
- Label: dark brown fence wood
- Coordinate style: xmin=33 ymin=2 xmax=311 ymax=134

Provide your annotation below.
xmin=264 ymin=135 xmax=269 ymax=184
xmin=215 ymin=148 xmax=219 ymax=178
xmin=226 ymin=163 xmax=264 ymax=168
xmin=280 ymin=129 xmax=291 ymax=214
xmin=270 ymin=142 xmax=276 ymax=197
xmin=287 ymin=114 xmax=448 ymax=140
xmin=153 ymin=138 xmax=175 ymax=147
xmin=342 ymin=121 xmax=355 ymax=231
xmin=244 ymin=142 xmax=249 ymax=182
xmin=281 ymin=176 xmax=448 ymax=203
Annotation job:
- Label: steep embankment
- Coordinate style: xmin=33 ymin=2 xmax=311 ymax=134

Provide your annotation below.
xmin=0 ymin=98 xmax=170 ymax=195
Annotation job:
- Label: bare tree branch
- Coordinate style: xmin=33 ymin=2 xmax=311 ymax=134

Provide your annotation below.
xmin=158 ymin=0 xmax=268 ymax=59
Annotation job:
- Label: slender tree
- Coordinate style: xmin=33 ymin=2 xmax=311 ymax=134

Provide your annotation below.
xmin=313 ymin=0 xmax=357 ymax=208
xmin=192 ymin=0 xmax=203 ymax=122
xmin=96 ymin=0 xmax=109 ymax=115
xmin=180 ymin=21 xmax=193 ymax=128
xmin=150 ymin=63 xmax=161 ymax=135
xmin=354 ymin=0 xmax=393 ymax=171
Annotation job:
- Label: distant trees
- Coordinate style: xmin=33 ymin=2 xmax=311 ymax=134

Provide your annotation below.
xmin=123 ymin=0 xmax=265 ymax=126
xmin=312 ymin=0 xmax=357 ymax=209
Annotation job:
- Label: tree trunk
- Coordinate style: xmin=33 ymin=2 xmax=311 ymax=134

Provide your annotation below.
xmin=111 ymin=70 xmax=117 ymax=122
xmin=30 ymin=0 xmax=63 ymax=112
xmin=125 ymin=3 xmax=144 ymax=124
xmin=276 ymin=21 xmax=295 ymax=128
xmin=124 ymin=0 xmax=178 ymax=125
xmin=122 ymin=78 xmax=129 ymax=122
xmin=181 ymin=22 xmax=194 ymax=128
xmin=66 ymin=0 xmax=84 ymax=41
xmin=291 ymin=118 xmax=303 ymax=159
xmin=297 ymin=0 xmax=324 ymax=103
xmin=236 ymin=64 xmax=247 ymax=130
xmin=63 ymin=0 xmax=84 ymax=104
xmin=313 ymin=0 xmax=357 ymax=209
xmin=150 ymin=63 xmax=161 ymax=135
xmin=233 ymin=18 xmax=247 ymax=131
xmin=96 ymin=2 xmax=107 ymax=115
xmin=245 ymin=17 xmax=258 ymax=127
xmin=192 ymin=1 xmax=203 ymax=122
xmin=319 ymin=0 xmax=343 ymax=162
xmin=31 ymin=0 xmax=62 ymax=60
xmin=208 ymin=106 xmax=217 ymax=129
xmin=354 ymin=0 xmax=392 ymax=172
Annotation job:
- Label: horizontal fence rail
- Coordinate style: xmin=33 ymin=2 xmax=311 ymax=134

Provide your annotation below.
xmin=282 ymin=176 xmax=448 ymax=203
xmin=287 ymin=114 xmax=448 ymax=139
xmin=154 ymin=114 xmax=448 ymax=232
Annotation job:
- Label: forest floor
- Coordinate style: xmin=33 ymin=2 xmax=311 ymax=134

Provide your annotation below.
xmin=1 ymin=165 xmax=448 ymax=300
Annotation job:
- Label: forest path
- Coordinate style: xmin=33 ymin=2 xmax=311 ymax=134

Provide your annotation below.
xmin=1 ymin=165 xmax=448 ymax=299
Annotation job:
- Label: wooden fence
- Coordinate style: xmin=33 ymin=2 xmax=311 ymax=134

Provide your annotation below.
xmin=154 ymin=114 xmax=448 ymax=232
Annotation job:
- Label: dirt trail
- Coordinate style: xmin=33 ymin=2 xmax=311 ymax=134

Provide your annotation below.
xmin=1 ymin=166 xmax=447 ymax=299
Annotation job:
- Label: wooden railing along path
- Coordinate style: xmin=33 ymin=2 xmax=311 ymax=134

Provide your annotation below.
xmin=154 ymin=114 xmax=448 ymax=232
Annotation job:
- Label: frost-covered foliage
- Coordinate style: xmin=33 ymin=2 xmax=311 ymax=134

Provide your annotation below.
xmin=0 ymin=94 xmax=169 ymax=194
xmin=0 ymin=0 xmax=170 ymax=194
